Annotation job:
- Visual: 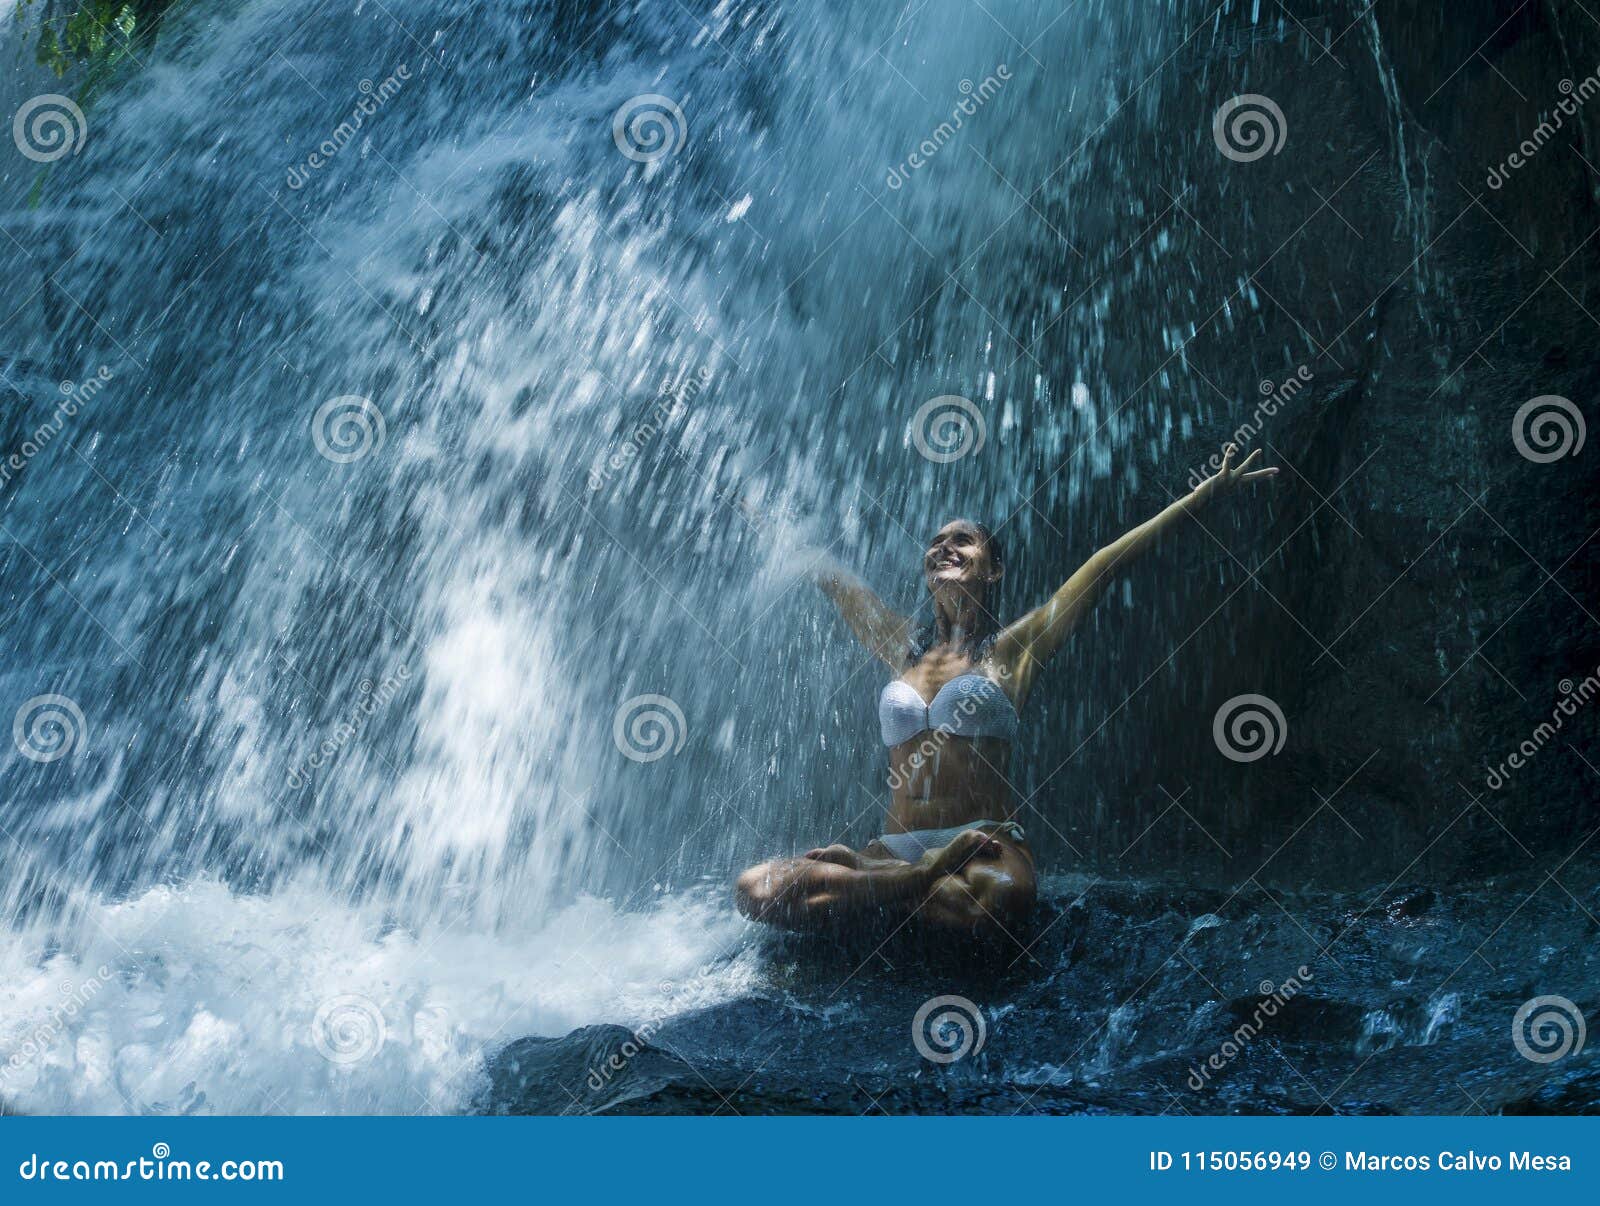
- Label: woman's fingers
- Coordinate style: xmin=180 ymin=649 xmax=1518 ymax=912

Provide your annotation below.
xmin=929 ymin=830 xmax=1000 ymax=876
xmin=1241 ymin=467 xmax=1279 ymax=482
xmin=1219 ymin=443 xmax=1237 ymax=475
xmin=1236 ymin=448 xmax=1264 ymax=472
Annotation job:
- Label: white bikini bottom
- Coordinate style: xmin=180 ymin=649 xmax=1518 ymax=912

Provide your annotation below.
xmin=871 ymin=819 xmax=1026 ymax=863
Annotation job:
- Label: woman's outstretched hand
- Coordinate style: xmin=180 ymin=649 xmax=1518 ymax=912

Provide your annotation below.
xmin=1193 ymin=443 xmax=1279 ymax=502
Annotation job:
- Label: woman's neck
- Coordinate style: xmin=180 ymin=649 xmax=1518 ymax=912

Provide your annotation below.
xmin=932 ymin=590 xmax=990 ymax=650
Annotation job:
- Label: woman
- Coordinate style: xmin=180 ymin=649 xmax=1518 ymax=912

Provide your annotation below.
xmin=734 ymin=444 xmax=1278 ymax=941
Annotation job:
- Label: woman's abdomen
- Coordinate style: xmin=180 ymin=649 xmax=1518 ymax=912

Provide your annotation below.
xmin=884 ymin=735 xmax=1014 ymax=832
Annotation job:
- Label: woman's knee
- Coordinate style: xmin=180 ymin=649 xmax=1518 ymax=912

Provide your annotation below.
xmin=925 ymin=861 xmax=1036 ymax=936
xmin=984 ymin=869 xmax=1037 ymax=926
xmin=983 ymin=844 xmax=1038 ymax=922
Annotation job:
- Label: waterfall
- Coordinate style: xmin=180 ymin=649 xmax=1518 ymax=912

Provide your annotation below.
xmin=1 ymin=0 xmax=1186 ymax=1114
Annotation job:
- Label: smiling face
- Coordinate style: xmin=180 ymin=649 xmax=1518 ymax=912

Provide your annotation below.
xmin=923 ymin=520 xmax=1002 ymax=598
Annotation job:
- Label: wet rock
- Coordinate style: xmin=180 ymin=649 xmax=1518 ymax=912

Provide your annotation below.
xmin=1386 ymin=887 xmax=1437 ymax=921
xmin=484 ymin=1025 xmax=696 ymax=1115
xmin=1054 ymin=0 xmax=1600 ymax=885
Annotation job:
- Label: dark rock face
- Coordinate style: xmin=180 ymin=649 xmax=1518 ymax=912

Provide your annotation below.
xmin=1035 ymin=0 xmax=1600 ymax=885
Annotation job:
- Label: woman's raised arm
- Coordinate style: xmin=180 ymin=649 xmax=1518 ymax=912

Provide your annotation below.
xmin=812 ymin=560 xmax=913 ymax=670
xmin=739 ymin=492 xmax=912 ymax=670
xmin=992 ymin=445 xmax=1277 ymax=700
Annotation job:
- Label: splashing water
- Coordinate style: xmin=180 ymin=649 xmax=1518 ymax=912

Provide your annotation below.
xmin=0 ymin=0 xmax=1181 ymax=1113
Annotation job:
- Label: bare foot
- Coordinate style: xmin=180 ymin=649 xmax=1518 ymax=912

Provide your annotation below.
xmin=801 ymin=844 xmax=861 ymax=868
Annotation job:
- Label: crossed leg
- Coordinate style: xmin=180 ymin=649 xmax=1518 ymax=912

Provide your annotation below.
xmin=734 ymin=829 xmax=1036 ymax=941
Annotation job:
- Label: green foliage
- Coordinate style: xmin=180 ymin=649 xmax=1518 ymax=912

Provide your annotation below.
xmin=16 ymin=1 xmax=182 ymax=204
xmin=23 ymin=1 xmax=174 ymax=87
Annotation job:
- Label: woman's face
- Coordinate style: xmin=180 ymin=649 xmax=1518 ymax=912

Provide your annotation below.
xmin=923 ymin=521 xmax=998 ymax=595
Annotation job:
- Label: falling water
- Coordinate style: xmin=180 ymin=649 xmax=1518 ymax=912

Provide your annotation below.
xmin=0 ymin=0 xmax=1198 ymax=1114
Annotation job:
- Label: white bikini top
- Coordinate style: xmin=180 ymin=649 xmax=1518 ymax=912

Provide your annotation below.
xmin=878 ymin=673 xmax=1019 ymax=746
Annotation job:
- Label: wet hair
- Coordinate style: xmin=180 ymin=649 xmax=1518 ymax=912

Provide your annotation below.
xmin=905 ymin=521 xmax=1006 ymax=666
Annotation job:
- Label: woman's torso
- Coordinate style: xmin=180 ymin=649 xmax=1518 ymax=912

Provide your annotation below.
xmin=881 ymin=647 xmax=1021 ymax=833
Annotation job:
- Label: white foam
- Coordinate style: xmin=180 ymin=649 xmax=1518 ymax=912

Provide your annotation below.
xmin=0 ymin=878 xmax=754 ymax=1115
